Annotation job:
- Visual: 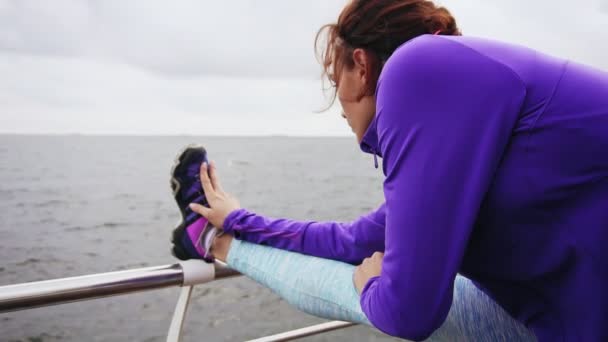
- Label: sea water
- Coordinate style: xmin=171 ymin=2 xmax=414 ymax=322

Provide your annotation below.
xmin=0 ymin=135 xmax=399 ymax=342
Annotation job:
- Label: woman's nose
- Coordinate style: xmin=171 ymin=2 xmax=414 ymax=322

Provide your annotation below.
xmin=341 ymin=112 xmax=347 ymax=119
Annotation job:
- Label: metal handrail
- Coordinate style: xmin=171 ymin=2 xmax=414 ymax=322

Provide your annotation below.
xmin=246 ymin=321 xmax=356 ymax=342
xmin=0 ymin=260 xmax=356 ymax=341
xmin=0 ymin=260 xmax=235 ymax=312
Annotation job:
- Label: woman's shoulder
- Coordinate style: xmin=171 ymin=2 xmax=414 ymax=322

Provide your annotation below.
xmin=388 ymin=34 xmax=536 ymax=63
xmin=375 ymin=34 xmax=529 ymax=130
xmin=379 ymin=34 xmax=530 ymax=87
xmin=385 ymin=34 xmax=534 ymax=72
xmin=383 ymin=34 xmax=566 ymax=88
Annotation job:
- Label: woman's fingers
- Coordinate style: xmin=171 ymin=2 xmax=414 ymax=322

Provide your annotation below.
xmin=199 ymin=162 xmax=216 ymax=198
xmin=194 ymin=160 xmax=242 ymax=228
xmin=372 ymin=251 xmax=384 ymax=260
xmin=189 ymin=203 xmax=210 ymax=217
xmin=209 ymin=160 xmax=225 ymax=193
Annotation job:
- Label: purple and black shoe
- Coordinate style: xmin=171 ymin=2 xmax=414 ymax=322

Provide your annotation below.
xmin=170 ymin=144 xmax=219 ymax=262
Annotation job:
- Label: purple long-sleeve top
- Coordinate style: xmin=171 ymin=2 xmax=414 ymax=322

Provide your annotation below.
xmin=222 ymin=34 xmax=608 ymax=341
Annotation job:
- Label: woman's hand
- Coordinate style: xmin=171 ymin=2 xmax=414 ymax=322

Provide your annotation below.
xmin=353 ymin=251 xmax=384 ymax=294
xmin=189 ymin=160 xmax=241 ymax=229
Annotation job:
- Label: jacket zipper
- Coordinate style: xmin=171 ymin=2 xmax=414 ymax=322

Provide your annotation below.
xmin=372 ymin=149 xmax=379 ymax=169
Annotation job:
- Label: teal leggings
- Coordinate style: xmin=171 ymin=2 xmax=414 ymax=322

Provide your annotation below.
xmin=226 ymin=238 xmax=536 ymax=341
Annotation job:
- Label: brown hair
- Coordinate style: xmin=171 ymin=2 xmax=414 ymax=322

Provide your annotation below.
xmin=315 ymin=0 xmax=461 ymax=105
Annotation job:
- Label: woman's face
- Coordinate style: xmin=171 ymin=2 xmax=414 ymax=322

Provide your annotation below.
xmin=337 ymin=49 xmax=376 ymax=144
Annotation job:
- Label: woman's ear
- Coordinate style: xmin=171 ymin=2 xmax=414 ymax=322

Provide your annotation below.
xmin=352 ymin=48 xmax=369 ymax=81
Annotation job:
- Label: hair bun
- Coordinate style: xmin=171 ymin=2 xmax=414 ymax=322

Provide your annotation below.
xmin=427 ymin=6 xmax=461 ymax=35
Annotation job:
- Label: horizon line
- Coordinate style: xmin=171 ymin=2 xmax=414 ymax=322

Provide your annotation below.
xmin=0 ymin=132 xmax=354 ymax=138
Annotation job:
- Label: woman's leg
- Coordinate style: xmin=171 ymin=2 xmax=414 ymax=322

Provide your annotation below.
xmin=222 ymin=235 xmax=370 ymax=323
xmin=212 ymin=234 xmax=536 ymax=341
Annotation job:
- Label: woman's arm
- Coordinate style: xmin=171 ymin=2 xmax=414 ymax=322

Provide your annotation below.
xmin=221 ymin=202 xmax=386 ymax=265
xmin=358 ymin=37 xmax=527 ymax=340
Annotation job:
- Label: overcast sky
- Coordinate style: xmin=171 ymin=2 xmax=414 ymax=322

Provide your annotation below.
xmin=1 ymin=0 xmax=607 ymax=136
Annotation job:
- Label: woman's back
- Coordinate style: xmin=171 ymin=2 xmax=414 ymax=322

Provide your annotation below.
xmin=434 ymin=35 xmax=608 ymax=341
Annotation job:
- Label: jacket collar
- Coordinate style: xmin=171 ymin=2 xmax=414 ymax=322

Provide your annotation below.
xmin=359 ymin=113 xmax=381 ymax=169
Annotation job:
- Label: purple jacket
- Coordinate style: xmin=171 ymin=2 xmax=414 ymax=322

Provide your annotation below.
xmin=223 ymin=34 xmax=608 ymax=341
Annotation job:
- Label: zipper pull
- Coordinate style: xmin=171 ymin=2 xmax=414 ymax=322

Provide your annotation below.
xmin=373 ymin=152 xmax=379 ymax=169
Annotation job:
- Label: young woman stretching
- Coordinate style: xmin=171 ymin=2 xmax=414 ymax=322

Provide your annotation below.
xmin=170 ymin=1 xmax=608 ymax=340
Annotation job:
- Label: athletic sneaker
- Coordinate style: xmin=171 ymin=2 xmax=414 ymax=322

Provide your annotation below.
xmin=169 ymin=144 xmax=219 ymax=262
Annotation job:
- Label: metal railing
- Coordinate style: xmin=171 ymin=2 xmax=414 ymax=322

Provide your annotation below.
xmin=0 ymin=260 xmax=356 ymax=341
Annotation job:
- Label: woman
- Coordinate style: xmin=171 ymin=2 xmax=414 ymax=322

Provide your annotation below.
xmin=171 ymin=0 xmax=608 ymax=340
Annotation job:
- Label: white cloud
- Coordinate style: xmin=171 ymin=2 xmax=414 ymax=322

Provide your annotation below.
xmin=440 ymin=0 xmax=608 ymax=68
xmin=0 ymin=0 xmax=607 ymax=135
xmin=0 ymin=53 xmax=346 ymax=135
xmin=0 ymin=0 xmax=346 ymax=78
